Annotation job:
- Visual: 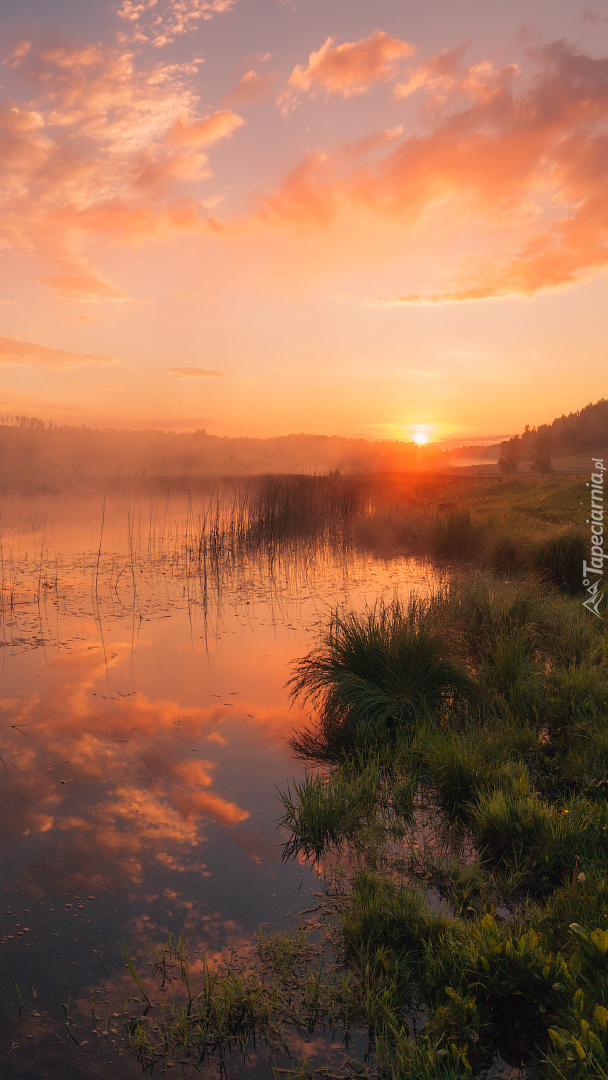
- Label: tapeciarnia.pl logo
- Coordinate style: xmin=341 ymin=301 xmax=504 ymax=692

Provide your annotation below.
xmin=582 ymin=457 xmax=606 ymax=618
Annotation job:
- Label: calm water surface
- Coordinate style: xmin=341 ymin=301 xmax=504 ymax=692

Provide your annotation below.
xmin=0 ymin=493 xmax=437 ymax=1077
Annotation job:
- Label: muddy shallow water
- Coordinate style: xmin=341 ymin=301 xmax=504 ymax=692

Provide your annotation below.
xmin=0 ymin=491 xmax=437 ymax=1077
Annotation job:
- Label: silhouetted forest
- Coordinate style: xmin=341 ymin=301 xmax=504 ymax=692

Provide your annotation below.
xmin=0 ymin=416 xmax=444 ymax=490
xmin=498 ymin=399 xmax=608 ymax=470
xmin=2 ymin=399 xmax=605 ymax=491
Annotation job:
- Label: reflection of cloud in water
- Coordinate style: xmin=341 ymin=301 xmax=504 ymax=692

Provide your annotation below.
xmin=0 ymin=643 xmax=251 ymax=889
xmin=231 ymin=826 xmax=282 ymax=864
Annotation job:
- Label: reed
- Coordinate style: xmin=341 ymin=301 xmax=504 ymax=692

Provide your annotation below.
xmin=527 ymin=527 xmax=586 ymax=594
xmin=431 ymin=509 xmax=484 ymax=560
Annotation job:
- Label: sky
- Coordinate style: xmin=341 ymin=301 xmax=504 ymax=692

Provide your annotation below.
xmin=0 ymin=0 xmax=607 ymax=444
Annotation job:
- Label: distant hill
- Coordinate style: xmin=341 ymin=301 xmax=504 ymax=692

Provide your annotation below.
xmin=0 ymin=416 xmax=444 ymax=489
xmin=2 ymin=401 xmax=605 ymax=490
xmin=514 ymin=399 xmax=608 ymax=458
xmin=496 ymin=395 xmax=608 ymax=466
xmin=444 ymin=443 xmax=502 ymax=465
xmin=447 ymin=400 xmax=608 ymax=469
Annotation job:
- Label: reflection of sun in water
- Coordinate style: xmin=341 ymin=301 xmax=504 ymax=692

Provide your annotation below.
xmin=413 ymin=432 xmax=428 ymax=445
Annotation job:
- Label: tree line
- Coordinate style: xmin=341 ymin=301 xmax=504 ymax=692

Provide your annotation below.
xmin=499 ymin=399 xmax=608 ymax=478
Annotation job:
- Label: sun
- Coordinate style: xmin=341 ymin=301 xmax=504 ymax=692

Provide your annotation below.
xmin=413 ymin=432 xmax=428 ymax=445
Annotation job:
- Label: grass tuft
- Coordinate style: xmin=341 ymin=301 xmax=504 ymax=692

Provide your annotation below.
xmin=287 ymin=597 xmax=474 ymax=762
xmin=528 ymin=527 xmax=586 ymax=594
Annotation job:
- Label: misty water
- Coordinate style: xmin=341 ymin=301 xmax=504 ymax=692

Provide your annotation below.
xmin=0 ymin=489 xmax=438 ymax=1077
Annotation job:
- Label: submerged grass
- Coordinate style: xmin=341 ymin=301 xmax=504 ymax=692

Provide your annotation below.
xmin=119 ymin=928 xmax=362 ymax=1073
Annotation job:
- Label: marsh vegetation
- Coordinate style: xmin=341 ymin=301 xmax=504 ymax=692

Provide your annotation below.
xmin=116 ymin=562 xmax=608 ymax=1077
xmin=0 ymin=471 xmax=587 ymax=640
xmin=2 ymin=472 xmax=600 ymax=1079
xmin=274 ymin=571 xmax=608 ymax=1078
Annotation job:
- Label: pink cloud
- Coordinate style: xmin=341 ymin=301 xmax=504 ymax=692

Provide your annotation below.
xmin=115 ymin=0 xmax=235 ymax=48
xmin=0 ymin=40 xmax=242 ymax=296
xmin=287 ymin=30 xmax=415 ymax=100
xmin=222 ymin=70 xmax=278 ymax=107
xmin=257 ymin=40 xmax=608 ymax=299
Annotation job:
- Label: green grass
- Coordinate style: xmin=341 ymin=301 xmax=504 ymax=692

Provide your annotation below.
xmin=272 ymin=570 xmax=608 ymax=1076
xmin=278 ymin=763 xmax=388 ymax=861
xmin=431 ymin=509 xmax=484 ymax=560
xmin=109 ymin=472 xmax=608 ymax=1078
xmin=528 ymin=527 xmax=587 ymax=594
xmin=287 ymin=598 xmax=474 ymax=762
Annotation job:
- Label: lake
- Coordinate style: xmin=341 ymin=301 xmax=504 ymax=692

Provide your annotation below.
xmin=0 ymin=486 xmax=437 ymax=1077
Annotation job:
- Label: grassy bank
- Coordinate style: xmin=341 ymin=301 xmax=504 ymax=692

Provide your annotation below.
xmin=276 ymin=572 xmax=608 ymax=1078
xmin=351 ymin=472 xmax=588 ymax=590
xmin=116 ymin=573 xmax=608 ymax=1078
xmin=111 ymin=474 xmax=606 ymax=1077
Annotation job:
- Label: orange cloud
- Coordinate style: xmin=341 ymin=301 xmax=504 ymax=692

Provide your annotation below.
xmin=287 ymin=30 xmax=414 ymax=100
xmin=0 ymin=41 xmax=239 ymax=296
xmin=393 ymin=43 xmax=475 ymax=99
xmin=165 ymin=109 xmax=244 ymax=148
xmin=52 ymin=199 xmax=206 ymax=242
xmin=0 ymin=334 xmax=115 ymax=368
xmin=222 ymin=70 xmax=278 ymax=107
xmin=0 ymin=644 xmax=250 ymax=888
xmin=258 ymin=40 xmax=608 ymax=300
